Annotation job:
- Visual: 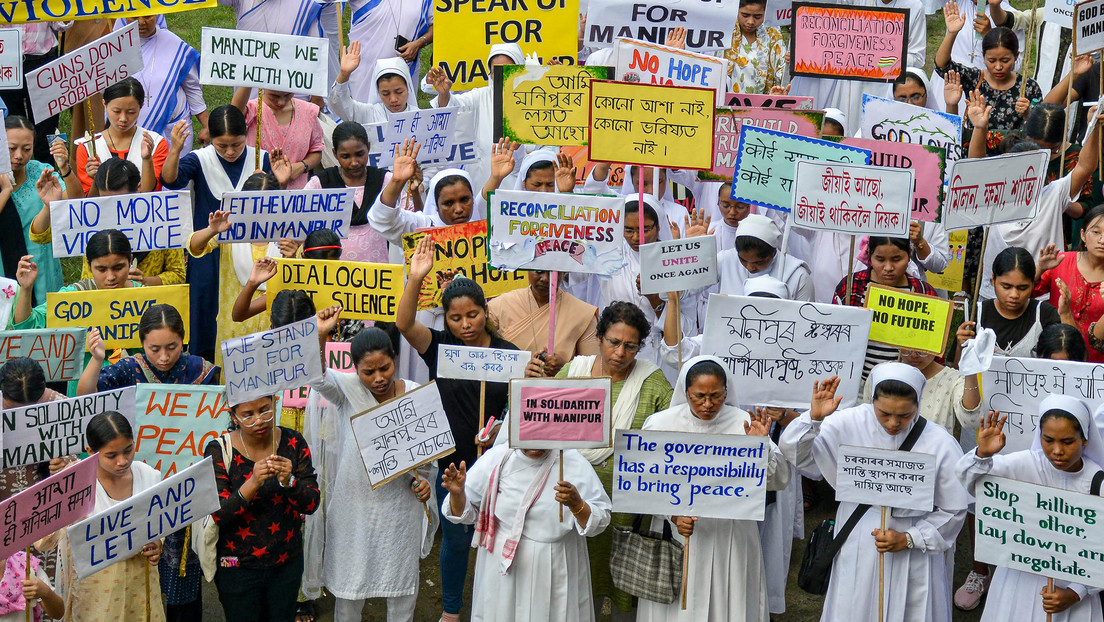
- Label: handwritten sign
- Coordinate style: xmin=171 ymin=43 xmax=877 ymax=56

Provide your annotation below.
xmin=764 ymin=0 xmax=795 ymax=28
xmin=283 ymin=342 xmax=351 ymax=409
xmin=495 ymin=64 xmax=611 ymax=145
xmin=613 ymin=429 xmax=768 ymax=520
xmin=26 ymin=23 xmax=143 ymax=121
xmin=638 ymin=237 xmax=718 ymax=295
xmin=705 ymin=108 xmax=824 ymax=181
xmin=589 ymin=80 xmax=715 ymax=169
xmin=49 ymin=190 xmax=193 ymax=258
xmin=585 ymin=0 xmax=740 ymax=52
xmin=349 ymin=381 xmax=453 ymax=488
xmin=366 ymin=108 xmax=477 ymax=171
xmin=861 ymin=94 xmax=964 ymax=165
xmin=790 ymin=3 xmax=907 ymax=82
xmin=0 ymin=122 xmax=9 ymax=176
xmin=0 ymin=456 xmax=96 ymax=561
xmin=436 ymin=344 xmax=528 ymax=383
xmin=943 ymin=151 xmax=1049 ymax=232
xmin=199 ymin=27 xmax=328 ymax=97
xmin=1077 ymin=0 xmax=1104 ymax=53
xmin=1 ymin=387 xmax=137 ymax=469
xmin=865 ymin=285 xmax=953 ymax=355
xmin=792 ymin=160 xmax=913 ymax=237
xmin=0 ymin=328 xmax=87 ymax=382
xmin=701 ymin=294 xmax=872 ymax=409
xmin=1048 ymin=0 xmax=1078 ymax=29
xmin=215 ymin=187 xmax=354 ymax=243
xmin=402 ymin=220 xmax=527 ymax=310
xmin=487 ymin=189 xmax=626 ymax=274
xmin=927 ymin=229 xmax=967 ymax=292
xmin=46 ymin=285 xmax=189 ymax=349
xmin=730 ymin=125 xmax=871 ymax=212
xmin=222 ymin=318 xmax=323 ymax=407
xmin=0 ymin=0 xmax=214 ymax=24
xmin=836 ymin=445 xmax=936 ymax=511
xmin=832 ymin=137 xmax=945 ymax=223
xmin=372 ymin=107 xmax=459 ymax=167
xmin=612 ymin=39 xmax=728 ymax=106
xmin=509 ymin=377 xmax=612 ymax=449
xmin=563 ymin=146 xmax=625 ymax=189
xmin=0 ymin=276 xmax=14 ymax=328
xmin=68 ymin=458 xmax=219 ymax=579
xmin=134 ymin=384 xmax=229 ymax=477
xmin=266 ymin=258 xmax=401 ymax=321
xmin=0 ymin=28 xmax=22 ymax=89
xmin=725 ymin=92 xmax=814 ymax=109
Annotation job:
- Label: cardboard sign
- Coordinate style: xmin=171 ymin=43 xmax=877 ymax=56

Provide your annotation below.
xmin=199 ymin=27 xmax=328 ymax=97
xmin=865 ymin=285 xmax=953 ymax=355
xmin=705 ymin=107 xmax=824 ymax=181
xmin=861 ymin=94 xmax=964 ymax=165
xmin=724 ymin=92 xmax=814 ymax=109
xmin=283 ymin=342 xmax=351 ymax=408
xmin=612 ymin=38 xmax=728 ymax=106
xmin=222 ymin=318 xmax=323 ymax=407
xmin=67 ymin=459 xmax=219 ymax=579
xmin=833 ymin=137 xmax=945 ymax=223
xmin=0 ymin=0 xmax=214 ymax=24
xmin=926 ymin=229 xmax=967 ymax=292
xmin=134 ymin=384 xmax=230 ymax=477
xmin=46 ymin=285 xmax=189 ymax=349
xmin=1 ymin=387 xmax=136 ymax=469
xmin=49 ymin=190 xmax=193 ymax=258
xmin=943 ymin=151 xmax=1049 ymax=232
xmin=509 ymin=377 xmax=612 ymax=450
xmin=589 ymin=79 xmax=715 ymax=169
xmin=730 ymin=125 xmax=871 ymax=212
xmin=436 ymin=344 xmax=529 ymax=383
xmin=0 ymin=328 xmax=87 ymax=382
xmin=792 ymin=160 xmax=913 ymax=237
xmin=790 ymin=2 xmax=907 ymax=82
xmin=701 ymin=294 xmax=872 ymax=409
xmin=0 ymin=28 xmax=22 ymax=89
xmin=216 ymin=187 xmax=355 ymax=243
xmin=975 ymin=475 xmax=1104 ymax=589
xmin=613 ymin=429 xmax=768 ymax=520
xmin=0 ymin=455 xmax=97 ymax=561
xmin=487 ymin=189 xmax=626 ymax=273
xmin=373 ymin=107 xmax=459 ymax=167
xmin=26 ymin=23 xmax=143 ymax=121
xmin=585 ymin=0 xmax=740 ymax=52
xmin=1077 ymin=0 xmax=1104 ymax=53
xmin=402 ymin=220 xmax=527 ymax=310
xmin=495 ymin=64 xmax=612 ymax=145
xmin=350 ymin=382 xmax=453 ymax=488
xmin=1048 ymin=0 xmax=1078 ymax=29
xmin=266 ymin=259 xmax=402 ymax=321
xmin=638 ymin=237 xmax=719 ymax=295
xmin=836 ymin=445 xmax=937 ymax=511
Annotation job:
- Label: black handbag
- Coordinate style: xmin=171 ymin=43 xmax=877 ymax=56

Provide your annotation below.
xmin=609 ymin=514 xmax=684 ymax=604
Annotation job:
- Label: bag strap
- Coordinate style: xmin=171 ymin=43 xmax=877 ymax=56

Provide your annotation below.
xmin=1092 ymin=471 xmax=1104 ymax=496
xmin=631 ymin=514 xmax=675 ymax=542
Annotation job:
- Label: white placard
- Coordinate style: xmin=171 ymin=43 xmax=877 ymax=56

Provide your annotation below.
xmin=435 ymin=344 xmax=529 ymax=383
xmin=763 ymin=0 xmax=794 ymax=28
xmin=199 ymin=27 xmax=328 ymax=97
xmin=701 ymin=294 xmax=872 ymax=409
xmin=1047 ymin=0 xmax=1077 ymax=29
xmin=221 ymin=318 xmax=323 ymax=406
xmin=0 ymin=28 xmax=23 ymax=89
xmin=612 ymin=38 xmax=728 ymax=106
xmin=612 ymin=429 xmax=768 ymax=520
xmin=836 ymin=445 xmax=937 ymax=511
xmin=638 ymin=237 xmax=718 ymax=295
xmin=0 ymin=328 xmax=87 ymax=381
xmin=215 ymin=187 xmax=355 ymax=243
xmin=49 ymin=190 xmax=193 ymax=258
xmin=792 ymin=160 xmax=913 ymax=237
xmin=0 ymin=276 xmax=15 ymax=328
xmin=1077 ymin=0 xmax=1104 ymax=53
xmin=508 ymin=377 xmax=612 ymax=450
xmin=366 ymin=108 xmax=478 ymax=173
xmin=943 ymin=150 xmax=1049 ymax=232
xmin=861 ymin=94 xmax=964 ymax=166
xmin=368 ymin=106 xmax=460 ymax=167
xmin=585 ymin=0 xmax=740 ymax=52
xmin=0 ymin=121 xmax=11 ymax=176
xmin=349 ymin=382 xmax=453 ymax=488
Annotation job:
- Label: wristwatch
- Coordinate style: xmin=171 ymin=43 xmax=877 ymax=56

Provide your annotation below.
xmin=905 ymin=533 xmax=914 ymax=549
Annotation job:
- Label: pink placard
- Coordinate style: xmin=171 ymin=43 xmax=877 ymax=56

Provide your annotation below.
xmin=837 ymin=137 xmax=946 ymax=223
xmin=0 ymin=455 xmax=97 ymax=559
xmin=724 ymin=92 xmax=814 ymax=110
xmin=517 ymin=386 xmax=608 ymax=443
xmin=709 ymin=108 xmax=825 ymax=179
xmin=283 ymin=341 xmax=353 ymax=408
xmin=790 ymin=3 xmax=908 ymax=82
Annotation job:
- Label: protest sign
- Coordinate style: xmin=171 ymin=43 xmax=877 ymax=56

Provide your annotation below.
xmin=563 ymin=146 xmax=625 ymax=189
xmin=701 ymin=294 xmax=872 ymax=409
xmin=862 ymin=94 xmax=964 ymax=164
xmin=216 ymin=187 xmax=354 ymax=243
xmin=613 ymin=429 xmax=768 ymax=520
xmin=585 ymin=0 xmax=740 ymax=52
xmin=729 ymin=125 xmax=871 ymax=212
xmin=943 ymin=151 xmax=1049 ymax=231
xmin=865 ymin=285 xmax=954 ymax=355
xmin=0 ymin=0 xmax=213 ymax=24
xmin=436 ymin=344 xmax=529 ymax=383
xmin=134 ymin=384 xmax=229 ymax=477
xmin=495 ymin=64 xmax=611 ymax=145
xmin=612 ymin=39 xmax=728 ymax=105
xmin=434 ymin=0 xmax=577 ymax=90
xmin=46 ymin=285 xmax=189 ymax=349
xmin=26 ymin=23 xmax=142 ymax=121
xmin=402 ymin=220 xmax=527 ymax=310
xmin=1 ymin=387 xmax=136 ymax=469
xmin=0 ymin=122 xmax=9 ymax=176
xmin=487 ymin=189 xmax=626 ymax=273
xmin=836 ymin=445 xmax=936 ymax=511
xmin=509 ymin=378 xmax=612 ymax=449
xmin=266 ymin=259 xmax=401 ymax=321
xmin=372 ymin=107 xmax=459 ymax=167
xmin=790 ymin=3 xmax=907 ymax=82
xmin=0 ymin=276 xmax=14 ymax=328
xmin=366 ymin=108 xmax=478 ymax=172
xmin=832 ymin=137 xmax=945 ymax=223
xmin=724 ymin=92 xmax=814 ymax=109
xmin=68 ymin=458 xmax=219 ymax=579
xmin=199 ymin=27 xmax=328 ymax=97
xmin=0 ymin=455 xmax=96 ymax=561
xmin=704 ymin=107 xmax=824 ymax=181
xmin=0 ymin=28 xmax=22 ymax=88
xmin=792 ymin=160 xmax=913 ymax=237
xmin=49 ymin=190 xmax=192 ymax=258
xmin=638 ymin=237 xmax=719 ymax=295
xmin=350 ymin=382 xmax=453 ymax=488
xmin=1048 ymin=0 xmax=1077 ymax=29
xmin=764 ymin=0 xmax=795 ymax=28
xmin=0 ymin=327 xmax=86 ymax=382
xmin=284 ymin=342 xmax=351 ymax=409
xmin=222 ymin=318 xmax=323 ymax=406
xmin=926 ymin=229 xmax=967 ymax=291
xmin=589 ymin=80 xmax=715 ymax=169
xmin=975 ymin=475 xmax=1104 ymax=589
xmin=1077 ymin=0 xmax=1104 ymax=53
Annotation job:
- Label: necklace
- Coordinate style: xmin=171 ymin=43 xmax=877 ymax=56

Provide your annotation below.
xmin=238 ymin=430 xmax=254 ymax=462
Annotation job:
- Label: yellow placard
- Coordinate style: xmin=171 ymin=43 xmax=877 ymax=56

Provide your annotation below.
xmin=589 ymin=80 xmax=715 ymax=170
xmin=865 ymin=284 xmax=954 ymax=356
xmin=497 ymin=65 xmax=611 ymax=145
xmin=925 ymin=229 xmax=967 ymax=292
xmin=46 ymin=285 xmax=189 ymax=349
xmin=434 ymin=0 xmax=579 ymax=90
xmin=0 ymin=0 xmax=215 ymax=24
xmin=266 ymin=259 xmax=403 ymax=321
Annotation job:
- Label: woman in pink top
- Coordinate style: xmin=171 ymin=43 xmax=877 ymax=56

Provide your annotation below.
xmin=232 ymin=88 xmax=324 ymax=189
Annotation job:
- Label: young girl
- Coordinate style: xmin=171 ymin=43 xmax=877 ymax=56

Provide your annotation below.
xmin=0 ymin=550 xmax=64 ymax=621
xmin=1036 ymin=323 xmax=1088 ymax=361
xmin=330 ymin=45 xmax=420 ymax=124
xmin=1036 ymin=204 xmax=1104 ymax=363
xmin=232 ymin=88 xmax=322 ymax=189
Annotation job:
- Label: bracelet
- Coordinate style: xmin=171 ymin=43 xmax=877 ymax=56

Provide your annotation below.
xmin=60 ymin=167 xmax=72 ymax=177
xmin=1089 ymin=322 xmax=1104 ymax=353
xmin=236 ymin=489 xmax=248 ymax=502
xmin=571 ymin=503 xmax=587 ymax=516
xmin=962 ymin=386 xmax=979 ymax=393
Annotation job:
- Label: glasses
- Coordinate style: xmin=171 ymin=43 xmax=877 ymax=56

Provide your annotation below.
xmin=603 ymin=336 xmax=641 ymax=353
xmin=624 ymin=224 xmax=657 ymax=239
xmin=894 ymin=93 xmax=925 ymax=104
xmin=238 ymin=409 xmax=275 ymax=428
xmin=687 ymin=391 xmax=726 ymax=406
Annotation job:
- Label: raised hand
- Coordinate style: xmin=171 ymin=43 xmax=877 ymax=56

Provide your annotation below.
xmin=769 ymin=84 xmax=792 ymax=96
xmin=15 ymin=255 xmax=37 ymax=290
xmin=427 ymin=66 xmax=453 ymax=96
xmin=249 ymin=257 xmax=279 ymax=285
xmin=1056 ymin=278 xmax=1072 ymax=318
xmin=1072 ymin=53 xmax=1094 ymax=78
xmin=664 ymin=26 xmax=687 ymax=50
xmin=944 ymin=1 xmax=966 ymax=33
xmin=683 ymin=208 xmax=712 ymax=238
xmin=86 ymin=328 xmax=107 ymax=362
xmin=1038 ymin=243 xmax=1060 ymax=272
xmin=270 ymin=148 xmax=292 ymax=186
xmin=316 ymin=304 xmax=343 ymax=335
xmin=974 ymin=410 xmax=1007 ymax=458
xmin=966 ymin=89 xmax=992 ymax=129
xmin=809 ymin=376 xmax=843 ymax=421
xmin=35 ymin=168 xmax=62 ymax=205
xmin=442 ymin=461 xmax=467 ymax=495
xmin=339 ymin=41 xmax=362 ymax=80
xmin=410 ymin=234 xmax=436 ymax=282
xmin=944 ymin=69 xmax=963 ymax=108
xmin=208 ymin=210 xmax=232 ymax=234
xmin=554 ymin=152 xmax=577 ymax=193
xmin=392 ymin=139 xmax=421 ymax=185
xmin=489 ymin=138 xmax=518 ymax=180
xmin=955 ymin=320 xmax=977 ymax=348
xmin=744 ymin=409 xmax=770 ymax=436
xmin=141 ymin=131 xmax=155 ymax=160
xmin=169 ymin=120 xmax=190 ymax=153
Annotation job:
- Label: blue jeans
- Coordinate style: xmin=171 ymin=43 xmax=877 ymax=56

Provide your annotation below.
xmin=436 ymin=470 xmax=474 ymax=615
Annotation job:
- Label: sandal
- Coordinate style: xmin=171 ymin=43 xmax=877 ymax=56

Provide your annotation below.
xmin=295 ymin=601 xmax=316 ymax=622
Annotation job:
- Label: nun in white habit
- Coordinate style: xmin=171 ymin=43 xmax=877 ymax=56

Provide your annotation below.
xmin=330 ymin=56 xmax=420 ymax=124
xmin=779 ymin=362 xmax=970 ymax=622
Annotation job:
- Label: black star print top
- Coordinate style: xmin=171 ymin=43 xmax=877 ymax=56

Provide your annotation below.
xmin=204 ymin=427 xmax=320 ymax=569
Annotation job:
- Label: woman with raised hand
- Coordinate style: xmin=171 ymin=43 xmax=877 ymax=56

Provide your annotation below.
xmin=330 ymin=43 xmax=420 ymax=124
xmin=232 ymin=87 xmax=323 ymax=189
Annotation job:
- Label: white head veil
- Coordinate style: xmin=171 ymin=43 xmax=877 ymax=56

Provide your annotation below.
xmin=869 ymin=362 xmax=928 ymax=401
xmin=423 ymin=168 xmax=476 ymax=222
xmin=1035 ymin=395 xmax=1104 ymax=468
xmin=625 ymin=194 xmax=673 ymax=243
xmin=896 ymin=67 xmax=939 ymax=111
xmin=488 ymin=43 xmax=524 ymax=65
xmin=367 ymin=57 xmax=418 ymax=112
xmin=672 ymin=355 xmax=740 ymax=408
xmin=512 ymin=150 xmax=558 ymax=190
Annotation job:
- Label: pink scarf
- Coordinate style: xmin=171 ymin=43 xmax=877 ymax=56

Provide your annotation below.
xmin=0 ymin=552 xmax=42 ymax=622
xmin=474 ymin=450 xmax=556 ymax=575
